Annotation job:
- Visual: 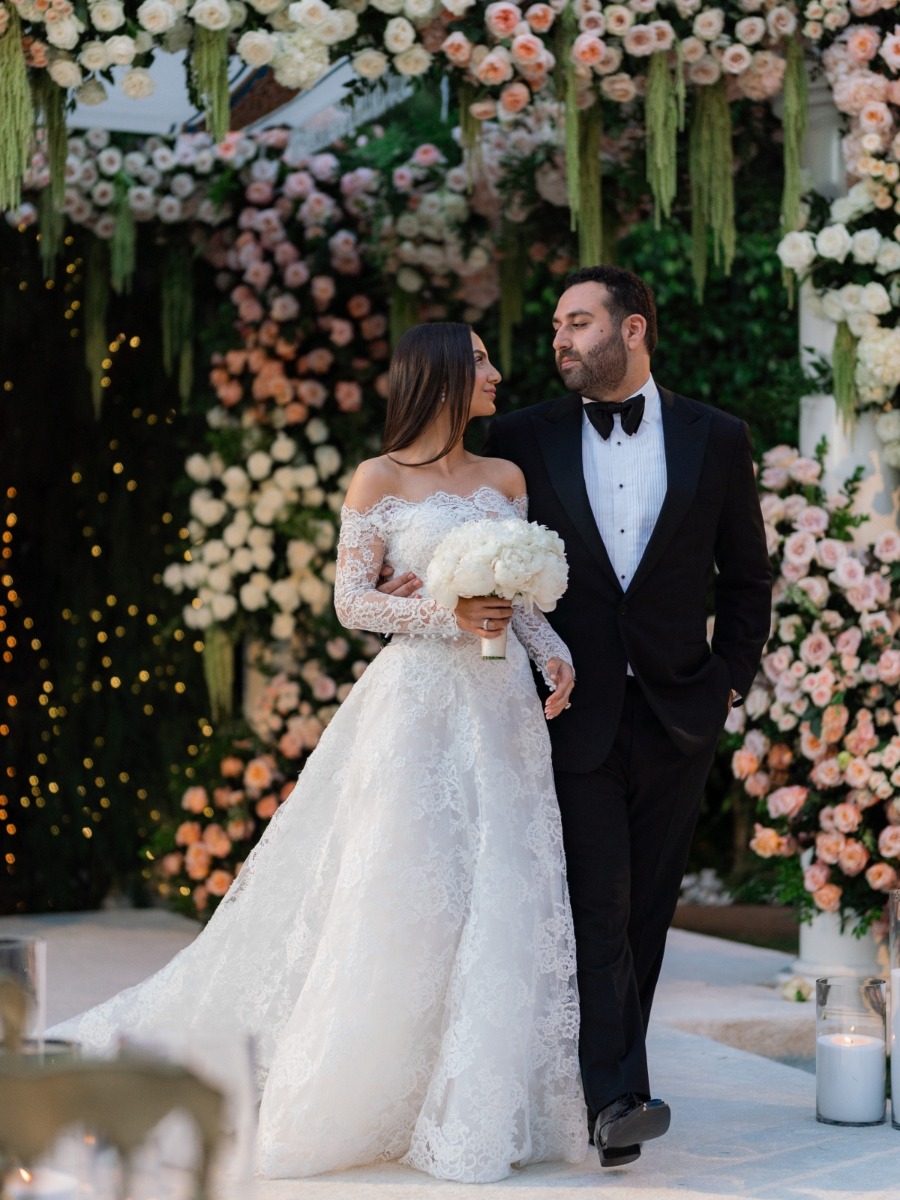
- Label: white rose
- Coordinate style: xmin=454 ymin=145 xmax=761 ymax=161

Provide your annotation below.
xmin=46 ymin=16 xmax=83 ymax=49
xmin=271 ymin=612 xmax=296 ymax=639
xmin=851 ymin=228 xmax=882 ymax=264
xmin=247 ymin=450 xmax=273 ymax=480
xmin=396 ymin=265 xmax=424 ymax=292
xmin=315 ymin=11 xmax=352 ymax=42
xmin=121 ymin=67 xmax=155 ymax=97
xmin=48 ymin=57 xmax=84 ymax=88
xmin=370 ymin=0 xmax=404 ymax=11
xmin=353 ymin=47 xmax=389 ymax=77
xmin=876 ymin=409 xmax=900 ymax=441
xmin=393 ymin=44 xmax=431 ymax=74
xmin=288 ymin=0 xmax=330 ymax=22
xmin=735 ymin=15 xmax=765 ymax=43
xmin=838 ymin=283 xmax=864 ymax=313
xmin=89 ymin=0 xmax=126 ymax=30
xmin=137 ymin=0 xmax=179 ymax=31
xmin=383 ymin=14 xmax=415 ymax=51
xmin=820 ymin=290 xmax=844 ymax=323
xmin=679 ymin=35 xmax=705 ymax=63
xmin=404 ymin=0 xmax=434 ymax=16
xmin=76 ymin=79 xmax=108 ymax=105
xmin=185 ymin=453 xmax=213 ymax=483
xmin=210 ymin=593 xmax=238 ymax=621
xmin=270 ymin=578 xmax=301 ymax=612
xmin=861 ymin=281 xmax=892 ymax=314
xmin=162 ymin=563 xmax=184 ymax=591
xmin=237 ymin=29 xmax=276 ymax=64
xmin=777 ymin=230 xmax=816 ymax=273
xmin=314 ymin=445 xmax=341 ymax=477
xmin=847 ymin=311 xmax=879 ymax=337
xmin=189 ymin=0 xmax=231 ymax=28
xmin=270 ymin=433 xmax=298 ymax=462
xmin=231 ymin=547 xmax=253 ymax=572
xmin=305 ymin=418 xmax=329 ymax=443
xmin=239 ymin=581 xmax=269 ymax=611
xmin=876 ymin=241 xmax=900 ymax=274
xmin=294 ymin=465 xmax=318 ymax=489
xmin=183 ymin=602 xmax=213 ymax=629
xmin=79 ymin=40 xmax=110 ymax=70
xmin=815 ymin=223 xmax=853 ymax=262
xmin=105 ymin=34 xmax=137 ymax=63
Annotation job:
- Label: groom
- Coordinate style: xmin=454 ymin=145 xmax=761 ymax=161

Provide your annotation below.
xmin=481 ymin=266 xmax=772 ymax=1166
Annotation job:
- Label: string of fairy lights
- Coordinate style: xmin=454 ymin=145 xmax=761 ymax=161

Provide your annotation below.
xmin=1 ymin=225 xmax=212 ymax=905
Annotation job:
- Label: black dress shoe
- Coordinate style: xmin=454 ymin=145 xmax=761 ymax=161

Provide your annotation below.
xmin=593 ymin=1093 xmax=670 ymax=1167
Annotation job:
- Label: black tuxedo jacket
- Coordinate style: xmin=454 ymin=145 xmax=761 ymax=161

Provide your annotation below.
xmin=483 ymin=387 xmax=773 ymax=772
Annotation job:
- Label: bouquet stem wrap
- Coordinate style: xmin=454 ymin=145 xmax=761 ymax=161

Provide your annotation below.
xmin=481 ymin=627 xmax=509 ymax=660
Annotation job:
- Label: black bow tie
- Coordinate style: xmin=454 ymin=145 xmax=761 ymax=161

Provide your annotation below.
xmin=585 ymin=394 xmax=645 ymax=440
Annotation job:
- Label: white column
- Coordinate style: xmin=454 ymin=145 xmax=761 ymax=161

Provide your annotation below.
xmin=795 ymin=77 xmax=899 ymax=541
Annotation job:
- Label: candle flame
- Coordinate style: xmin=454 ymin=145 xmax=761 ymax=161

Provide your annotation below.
xmin=19 ymin=1169 xmax=32 ymax=1182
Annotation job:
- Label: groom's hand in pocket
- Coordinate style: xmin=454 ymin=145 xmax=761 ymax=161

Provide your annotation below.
xmin=454 ymin=596 xmax=513 ymax=638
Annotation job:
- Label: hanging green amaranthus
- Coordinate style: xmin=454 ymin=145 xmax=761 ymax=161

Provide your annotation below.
xmin=458 ymin=82 xmax=483 ymax=184
xmin=111 ymin=182 xmax=136 ymax=294
xmin=499 ymin=221 xmax=526 ymax=377
xmin=33 ymin=71 xmax=67 ymax=213
xmin=832 ymin=321 xmax=858 ymax=426
xmin=645 ymin=50 xmax=681 ymax=228
xmin=192 ymin=27 xmax=230 ymax=144
xmin=161 ymin=242 xmax=195 ymax=402
xmin=84 ymin=241 xmax=111 ymax=419
xmin=203 ymin=624 xmax=234 ymax=724
xmin=780 ymin=35 xmax=808 ymax=304
xmin=0 ymin=8 xmax=32 ymax=212
xmin=688 ymin=80 xmax=736 ymax=300
xmin=37 ymin=187 xmax=65 ymax=278
xmin=574 ymin=102 xmax=603 ymax=267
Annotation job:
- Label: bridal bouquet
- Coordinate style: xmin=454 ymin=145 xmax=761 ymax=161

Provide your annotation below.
xmin=426 ymin=517 xmax=568 ymax=660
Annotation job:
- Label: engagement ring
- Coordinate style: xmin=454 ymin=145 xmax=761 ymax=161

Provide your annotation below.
xmin=482 ymin=619 xmax=490 ymax=631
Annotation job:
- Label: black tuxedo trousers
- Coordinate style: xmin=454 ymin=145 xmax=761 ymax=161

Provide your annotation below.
xmin=483 ymin=389 xmax=772 ymax=1115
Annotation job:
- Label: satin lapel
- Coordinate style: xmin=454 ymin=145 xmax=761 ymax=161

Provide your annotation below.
xmin=627 ymin=388 xmax=711 ymax=595
xmin=533 ymin=394 xmax=621 ymax=588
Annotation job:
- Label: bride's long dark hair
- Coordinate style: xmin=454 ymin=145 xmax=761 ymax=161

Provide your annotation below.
xmin=382 ymin=322 xmax=474 ymax=467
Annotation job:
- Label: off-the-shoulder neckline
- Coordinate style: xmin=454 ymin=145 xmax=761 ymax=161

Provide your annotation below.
xmin=341 ymin=486 xmax=527 ymax=517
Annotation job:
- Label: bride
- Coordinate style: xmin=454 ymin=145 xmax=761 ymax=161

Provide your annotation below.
xmin=49 ymin=322 xmax=586 ymax=1183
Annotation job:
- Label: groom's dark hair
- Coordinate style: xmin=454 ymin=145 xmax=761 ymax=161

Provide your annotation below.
xmin=563 ymin=265 xmax=658 ymax=356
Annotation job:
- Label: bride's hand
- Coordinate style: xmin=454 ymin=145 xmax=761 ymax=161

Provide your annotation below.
xmin=377 ymin=564 xmax=422 ymax=598
xmin=454 ymin=595 xmax=513 ymax=638
xmin=544 ymin=659 xmax=574 ymax=720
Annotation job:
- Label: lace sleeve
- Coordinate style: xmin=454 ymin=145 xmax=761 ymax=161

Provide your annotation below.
xmin=508 ymin=494 xmax=574 ymax=686
xmin=334 ymin=506 xmax=461 ymax=638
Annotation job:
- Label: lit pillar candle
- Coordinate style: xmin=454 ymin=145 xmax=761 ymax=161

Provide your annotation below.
xmin=4 ymin=1168 xmax=78 ymax=1200
xmin=816 ymin=1032 xmax=886 ymax=1125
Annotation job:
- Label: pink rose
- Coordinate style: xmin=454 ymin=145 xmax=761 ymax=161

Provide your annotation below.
xmin=877 ymin=649 xmax=900 ymax=685
xmin=484 ymin=1 xmax=522 ymax=38
xmin=816 ymin=830 xmax=847 ymax=864
xmin=244 ymin=755 xmax=276 ymax=794
xmin=813 ymin=883 xmax=842 ymax=912
xmin=804 ymin=861 xmax=831 ymax=892
xmin=873 ymin=530 xmax=900 ymax=563
xmin=202 ymin=823 xmax=232 ymax=857
xmin=750 ymin=824 xmax=784 ymax=858
xmin=335 ymin=380 xmax=363 ymax=412
xmin=476 ymin=47 xmax=515 ymax=85
xmin=255 ymin=794 xmax=279 ymax=820
xmin=877 ymin=825 xmax=900 ymax=858
xmin=847 ymin=24 xmax=881 ymax=62
xmin=745 ymin=771 xmax=771 ymax=798
xmin=810 ymin=756 xmax=843 ymax=788
xmin=767 ymin=786 xmax=808 ymax=819
xmin=160 ymin=852 xmax=184 ymax=877
xmin=525 ymin=2 xmax=554 ymax=31
xmin=799 ymin=631 xmax=834 ymax=667
xmin=732 ymin=747 xmax=760 ymax=779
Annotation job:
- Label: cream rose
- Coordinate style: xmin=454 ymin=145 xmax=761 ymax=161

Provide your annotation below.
xmin=237 ymin=29 xmax=276 ymax=64
xmin=137 ymin=0 xmax=179 ymax=31
xmin=89 ymin=0 xmax=126 ymax=31
xmin=353 ymin=46 xmax=389 ymax=76
xmin=383 ymin=14 xmax=415 ymax=51
xmin=48 ymin=57 xmax=84 ymax=88
xmin=189 ymin=0 xmax=231 ymax=28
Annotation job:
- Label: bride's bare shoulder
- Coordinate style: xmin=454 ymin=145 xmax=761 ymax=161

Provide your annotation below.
xmin=477 ymin=456 xmax=527 ymax=500
xmin=343 ymin=456 xmax=401 ymax=511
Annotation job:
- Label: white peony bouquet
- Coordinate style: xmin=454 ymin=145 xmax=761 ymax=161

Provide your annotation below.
xmin=426 ymin=517 xmax=568 ymax=658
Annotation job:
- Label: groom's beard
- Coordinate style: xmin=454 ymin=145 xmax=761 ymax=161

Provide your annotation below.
xmin=556 ymin=329 xmax=628 ymax=399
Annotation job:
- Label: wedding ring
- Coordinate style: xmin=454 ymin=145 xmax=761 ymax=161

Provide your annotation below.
xmin=482 ymin=618 xmax=490 ymax=631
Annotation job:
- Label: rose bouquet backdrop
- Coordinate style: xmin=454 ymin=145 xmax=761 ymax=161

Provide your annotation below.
xmin=730 ymin=443 xmax=900 ymax=934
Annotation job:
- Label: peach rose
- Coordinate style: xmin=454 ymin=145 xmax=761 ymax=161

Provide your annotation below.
xmin=810 ymin=756 xmax=843 ymax=788
xmin=475 ymin=48 xmax=515 ymax=85
xmin=524 ymin=2 xmax=554 ymax=32
xmin=831 ymin=802 xmax=863 ymax=833
xmin=600 ymin=72 xmax=637 ymax=102
xmin=255 ymin=794 xmax=279 ymax=820
xmin=813 ymin=883 xmax=842 ymax=912
xmin=160 ymin=852 xmax=184 ymax=877
xmin=499 ymin=80 xmax=532 ymax=113
xmin=206 ymin=868 xmax=234 ymax=897
xmin=244 ymin=755 xmax=275 ymax=793
xmin=767 ymin=743 xmax=794 ymax=770
xmin=816 ymin=830 xmax=847 ymax=864
xmin=510 ymin=30 xmax=544 ymax=64
xmin=865 ymin=862 xmax=898 ymax=891
xmin=732 ymin=747 xmax=760 ymax=779
xmin=193 ymin=885 xmax=209 ymax=913
xmin=202 ymin=823 xmax=233 ymax=857
xmin=838 ymin=839 xmax=870 ymax=876
xmin=221 ymin=755 xmax=244 ymax=778
xmin=750 ymin=824 xmax=784 ymax=858
xmin=175 ymin=821 xmax=202 ymax=847
xmin=181 ymin=785 xmax=209 ymax=814
xmin=745 ymin=771 xmax=770 ymax=798
xmin=226 ymin=817 xmax=255 ymax=841
xmin=185 ymin=842 xmax=212 ymax=880
xmin=485 ymin=1 xmax=522 ymax=37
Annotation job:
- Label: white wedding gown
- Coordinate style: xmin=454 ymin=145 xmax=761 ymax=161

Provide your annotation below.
xmin=49 ymin=487 xmax=586 ymax=1182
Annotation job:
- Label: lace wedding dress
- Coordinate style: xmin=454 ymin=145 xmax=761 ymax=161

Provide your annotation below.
xmin=49 ymin=487 xmax=586 ymax=1183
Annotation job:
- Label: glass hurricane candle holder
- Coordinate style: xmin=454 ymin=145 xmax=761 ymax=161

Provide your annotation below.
xmin=889 ymin=890 xmax=900 ymax=1129
xmin=0 ymin=936 xmax=47 ymax=1049
xmin=816 ymin=976 xmax=886 ymax=1126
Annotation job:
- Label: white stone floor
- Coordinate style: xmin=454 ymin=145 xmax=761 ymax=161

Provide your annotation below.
xmin=2 ymin=909 xmax=899 ymax=1200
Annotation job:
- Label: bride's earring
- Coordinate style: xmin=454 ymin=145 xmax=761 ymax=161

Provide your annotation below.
xmin=440 ymin=388 xmax=446 ymax=403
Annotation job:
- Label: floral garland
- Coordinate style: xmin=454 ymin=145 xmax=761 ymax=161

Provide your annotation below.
xmin=728 ymin=443 xmax=900 ymax=933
